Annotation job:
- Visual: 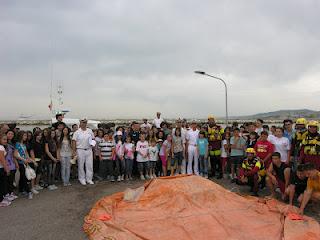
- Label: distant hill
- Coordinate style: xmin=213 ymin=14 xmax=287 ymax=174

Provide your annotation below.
xmin=234 ymin=109 xmax=320 ymax=120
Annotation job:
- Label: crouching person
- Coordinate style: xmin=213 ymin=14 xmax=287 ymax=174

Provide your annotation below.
xmin=286 ymin=164 xmax=307 ymax=205
xmin=266 ymin=152 xmax=291 ymax=200
xmin=299 ymin=163 xmax=320 ymax=214
xmin=237 ymin=148 xmax=264 ymax=196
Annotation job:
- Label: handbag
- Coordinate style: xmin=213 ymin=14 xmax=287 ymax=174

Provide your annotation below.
xmin=25 ymin=164 xmax=36 ymax=180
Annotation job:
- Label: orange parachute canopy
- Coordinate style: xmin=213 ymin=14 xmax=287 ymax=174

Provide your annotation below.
xmin=84 ymin=175 xmax=320 ymax=240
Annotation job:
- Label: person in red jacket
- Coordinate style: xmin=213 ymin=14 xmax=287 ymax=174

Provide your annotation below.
xmin=254 ymin=131 xmax=274 ymax=169
xmin=237 ymin=148 xmax=264 ymax=196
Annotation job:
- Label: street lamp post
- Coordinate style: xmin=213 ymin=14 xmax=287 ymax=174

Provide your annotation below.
xmin=194 ymin=71 xmax=229 ymax=126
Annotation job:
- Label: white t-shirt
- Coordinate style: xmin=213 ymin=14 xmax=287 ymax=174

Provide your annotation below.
xmin=148 ymin=146 xmax=159 ymax=162
xmin=136 ymin=141 xmax=149 ymax=162
xmin=72 ymin=128 xmax=94 ymax=149
xmin=0 ymin=145 xmax=6 ymax=168
xmin=268 ymin=135 xmax=290 ymax=162
xmin=140 ymin=123 xmax=152 ymax=129
xmin=186 ymin=129 xmax=199 ymax=146
xmin=152 ymin=117 xmax=164 ymax=128
xmin=124 ymin=143 xmax=134 ymax=159
xmin=221 ymin=139 xmax=228 ymax=158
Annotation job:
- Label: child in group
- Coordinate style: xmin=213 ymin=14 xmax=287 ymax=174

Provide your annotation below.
xmin=99 ymin=130 xmax=115 ymax=181
xmin=124 ymin=136 xmax=135 ymax=180
xmin=136 ymin=133 xmax=149 ymax=180
xmin=246 ymin=132 xmax=258 ymax=148
xmin=171 ymin=128 xmax=184 ymax=176
xmin=156 ymin=139 xmax=163 ymax=176
xmin=148 ymin=139 xmax=158 ymax=178
xmin=115 ymin=131 xmax=125 ymax=182
xmin=159 ymin=135 xmax=172 ymax=177
xmin=230 ymin=128 xmax=246 ymax=182
xmin=197 ymin=131 xmax=209 ymax=178
xmin=221 ymin=132 xmax=231 ymax=178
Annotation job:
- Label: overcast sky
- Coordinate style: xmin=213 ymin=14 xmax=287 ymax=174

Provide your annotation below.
xmin=1 ymin=0 xmax=320 ymax=120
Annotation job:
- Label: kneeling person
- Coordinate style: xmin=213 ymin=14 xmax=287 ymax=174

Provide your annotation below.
xmin=267 ymin=152 xmax=291 ymax=199
xmin=238 ymin=148 xmax=264 ymax=196
xmin=286 ymin=164 xmax=307 ymax=205
xmin=299 ymin=163 xmax=320 ymax=214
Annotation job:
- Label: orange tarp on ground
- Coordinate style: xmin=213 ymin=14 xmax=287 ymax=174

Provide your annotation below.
xmin=83 ymin=175 xmax=320 ymax=240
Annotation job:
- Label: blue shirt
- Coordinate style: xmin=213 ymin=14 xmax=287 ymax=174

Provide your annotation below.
xmin=284 ymin=129 xmax=295 ymax=144
xmin=15 ymin=142 xmax=27 ymax=164
xmin=197 ymin=138 xmax=208 ymax=156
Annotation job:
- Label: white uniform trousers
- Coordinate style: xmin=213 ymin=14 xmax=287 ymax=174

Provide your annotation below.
xmin=187 ymin=145 xmax=199 ymax=175
xmin=77 ymin=149 xmax=93 ymax=182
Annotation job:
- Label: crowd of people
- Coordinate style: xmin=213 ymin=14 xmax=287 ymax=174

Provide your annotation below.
xmin=0 ymin=112 xmax=320 ymax=215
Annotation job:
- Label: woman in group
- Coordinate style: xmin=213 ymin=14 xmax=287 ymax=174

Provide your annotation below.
xmin=0 ymin=134 xmax=11 ymax=206
xmin=171 ymin=128 xmax=184 ymax=175
xmin=14 ymin=131 xmax=33 ymax=199
xmin=30 ymin=130 xmax=44 ymax=191
xmin=44 ymin=129 xmax=59 ymax=190
xmin=5 ymin=130 xmax=19 ymax=201
xmin=57 ymin=127 xmax=72 ymax=186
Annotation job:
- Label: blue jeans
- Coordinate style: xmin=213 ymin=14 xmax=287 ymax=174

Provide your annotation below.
xmin=199 ymin=155 xmax=208 ymax=175
xmin=61 ymin=156 xmax=71 ymax=184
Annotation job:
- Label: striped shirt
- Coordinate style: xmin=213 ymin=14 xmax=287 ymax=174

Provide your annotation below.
xmin=99 ymin=140 xmax=115 ymax=161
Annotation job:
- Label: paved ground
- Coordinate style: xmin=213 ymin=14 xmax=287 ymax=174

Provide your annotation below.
xmin=0 ymin=177 xmax=319 ymax=240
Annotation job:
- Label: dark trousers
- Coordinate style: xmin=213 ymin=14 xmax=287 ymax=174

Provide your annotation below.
xmin=18 ymin=164 xmax=30 ymax=193
xmin=115 ymin=158 xmax=125 ymax=176
xmin=0 ymin=168 xmax=7 ymax=201
xmin=7 ymin=170 xmax=16 ymax=194
xmin=248 ymin=173 xmax=259 ymax=194
xmin=210 ymin=154 xmax=222 ymax=177
xmin=125 ymin=158 xmax=133 ymax=176
xmin=93 ymin=155 xmax=100 ymax=174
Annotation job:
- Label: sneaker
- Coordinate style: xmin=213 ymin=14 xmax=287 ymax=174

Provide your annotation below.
xmin=106 ymin=175 xmax=111 ymax=181
xmin=121 ymin=175 xmax=124 ymax=181
xmin=67 ymin=183 xmax=72 ymax=186
xmin=204 ymin=174 xmax=209 ymax=179
xmin=20 ymin=191 xmax=28 ymax=197
xmin=28 ymin=192 xmax=33 ymax=200
xmin=31 ymin=188 xmax=39 ymax=195
xmin=9 ymin=193 xmax=18 ymax=200
xmin=79 ymin=180 xmax=87 ymax=186
xmin=129 ymin=176 xmax=133 ymax=180
xmin=48 ymin=185 xmax=58 ymax=190
xmin=145 ymin=175 xmax=150 ymax=180
xmin=0 ymin=200 xmax=11 ymax=207
xmin=87 ymin=180 xmax=94 ymax=185
xmin=153 ymin=174 xmax=157 ymax=178
xmin=34 ymin=185 xmax=43 ymax=191
xmin=150 ymin=175 xmax=154 ymax=179
xmin=140 ymin=175 xmax=145 ymax=180
xmin=110 ymin=176 xmax=115 ymax=182
xmin=4 ymin=194 xmax=15 ymax=202
xmin=117 ymin=176 xmax=121 ymax=182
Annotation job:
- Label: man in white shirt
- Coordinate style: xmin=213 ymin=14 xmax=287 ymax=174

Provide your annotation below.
xmin=152 ymin=112 xmax=164 ymax=129
xmin=186 ymin=121 xmax=200 ymax=175
xmin=72 ymin=118 xmax=95 ymax=185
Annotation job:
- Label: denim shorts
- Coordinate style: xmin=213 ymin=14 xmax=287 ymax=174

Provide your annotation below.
xmin=171 ymin=151 xmax=183 ymax=166
xmin=149 ymin=161 xmax=157 ymax=170
xmin=137 ymin=162 xmax=149 ymax=172
xmin=230 ymin=156 xmax=242 ymax=165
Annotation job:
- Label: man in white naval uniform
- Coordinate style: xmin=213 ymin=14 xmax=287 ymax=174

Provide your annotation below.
xmin=186 ymin=121 xmax=200 ymax=175
xmin=72 ymin=118 xmax=95 ymax=185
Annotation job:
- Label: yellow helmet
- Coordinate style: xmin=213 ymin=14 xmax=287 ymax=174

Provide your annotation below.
xmin=208 ymin=115 xmax=215 ymax=120
xmin=308 ymin=120 xmax=319 ymax=128
xmin=246 ymin=148 xmax=256 ymax=155
xmin=296 ymin=118 xmax=307 ymax=125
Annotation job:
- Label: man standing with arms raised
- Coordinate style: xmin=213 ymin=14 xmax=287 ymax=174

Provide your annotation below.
xmin=152 ymin=112 xmax=164 ymax=129
xmin=186 ymin=120 xmax=200 ymax=175
xmin=72 ymin=118 xmax=95 ymax=185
